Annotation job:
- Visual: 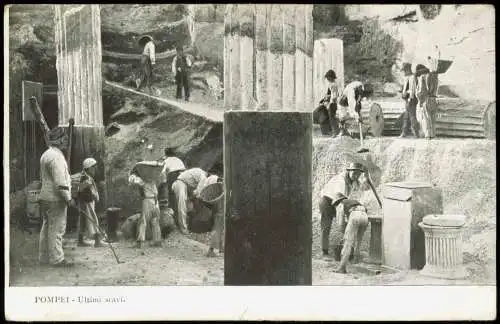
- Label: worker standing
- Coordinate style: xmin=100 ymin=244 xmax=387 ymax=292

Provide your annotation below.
xmin=38 ymin=127 xmax=75 ymax=267
xmin=129 ymin=166 xmax=162 ymax=248
xmin=416 ymin=57 xmax=439 ymax=140
xmin=159 ymin=147 xmax=186 ymax=209
xmin=137 ymin=35 xmax=156 ymax=94
xmin=400 ymin=64 xmax=420 ymax=138
xmin=76 ymin=158 xmax=103 ymax=248
xmin=172 ymin=46 xmax=193 ymax=102
xmin=319 ymin=162 xmax=365 ymax=261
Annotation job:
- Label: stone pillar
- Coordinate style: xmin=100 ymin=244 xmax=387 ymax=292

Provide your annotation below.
xmin=419 ymin=215 xmax=468 ymax=279
xmin=223 ymin=4 xmax=313 ymax=285
xmin=55 ymin=5 xmax=106 ymax=227
xmin=313 ymin=38 xmax=344 ymax=106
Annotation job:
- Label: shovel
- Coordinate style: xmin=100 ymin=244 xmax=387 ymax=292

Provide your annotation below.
xmin=365 ymin=172 xmax=382 ymax=208
xmin=357 ymin=120 xmax=369 ymax=154
xmin=74 ymin=204 xmax=124 ymax=264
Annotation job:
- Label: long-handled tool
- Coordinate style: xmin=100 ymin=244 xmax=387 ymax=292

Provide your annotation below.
xmin=357 ymin=120 xmax=369 ymax=154
xmin=366 ymin=172 xmax=382 ymax=208
xmin=74 ymin=204 xmax=124 ymax=264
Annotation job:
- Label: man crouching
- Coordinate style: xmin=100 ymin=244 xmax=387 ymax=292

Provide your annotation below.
xmin=334 ymin=198 xmax=369 ymax=274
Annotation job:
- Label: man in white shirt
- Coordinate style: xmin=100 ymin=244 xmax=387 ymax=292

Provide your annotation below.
xmin=171 ymin=46 xmax=193 ymax=101
xmin=171 ymin=167 xmax=209 ymax=234
xmin=158 ymin=147 xmax=186 ymax=210
xmin=319 ymin=162 xmax=364 ymax=261
xmin=337 ymin=81 xmax=373 ymax=137
xmin=137 ymin=35 xmax=156 ymax=94
xmin=38 ymin=127 xmax=75 ymax=267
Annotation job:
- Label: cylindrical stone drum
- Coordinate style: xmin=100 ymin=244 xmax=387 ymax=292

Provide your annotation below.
xmin=106 ymin=207 xmax=121 ymax=242
xmin=418 ymin=214 xmax=468 ymax=279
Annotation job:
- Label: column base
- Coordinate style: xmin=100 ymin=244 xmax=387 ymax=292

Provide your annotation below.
xmin=419 ymin=264 xmax=468 ymax=280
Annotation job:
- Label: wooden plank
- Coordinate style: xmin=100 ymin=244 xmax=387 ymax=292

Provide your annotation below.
xmin=224 ymin=111 xmax=312 ymax=285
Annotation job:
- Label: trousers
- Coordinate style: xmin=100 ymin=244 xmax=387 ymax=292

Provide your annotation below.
xmin=39 ymin=200 xmax=67 ymax=265
xmin=137 ymin=198 xmax=162 ymax=243
xmin=341 ymin=208 xmax=369 ymax=260
xmin=171 ymin=180 xmax=189 ymax=232
xmin=209 ymin=198 xmax=224 ymax=250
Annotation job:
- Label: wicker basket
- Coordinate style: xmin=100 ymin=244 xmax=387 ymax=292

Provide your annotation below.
xmin=199 ymin=182 xmax=224 ymax=206
xmin=134 ymin=161 xmax=164 ymax=183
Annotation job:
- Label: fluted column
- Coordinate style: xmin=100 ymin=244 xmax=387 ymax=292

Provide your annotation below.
xmin=223 ymin=4 xmax=313 ymax=285
xmin=54 ymin=5 xmax=106 ymax=226
xmin=419 ymin=222 xmax=468 ymax=279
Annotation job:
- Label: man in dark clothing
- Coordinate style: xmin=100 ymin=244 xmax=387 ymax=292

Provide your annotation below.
xmin=172 ymin=46 xmax=193 ymax=101
xmin=314 ymin=70 xmax=340 ymax=136
xmin=400 ymin=64 xmax=420 ymax=138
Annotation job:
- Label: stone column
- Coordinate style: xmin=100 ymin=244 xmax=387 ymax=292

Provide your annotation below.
xmin=223 ymin=4 xmax=313 ymax=285
xmin=419 ymin=215 xmax=468 ymax=279
xmin=55 ymin=5 xmax=106 ymax=227
xmin=313 ymin=38 xmax=344 ymax=106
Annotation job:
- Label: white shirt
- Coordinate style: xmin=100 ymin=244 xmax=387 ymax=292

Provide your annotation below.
xmin=177 ymin=168 xmax=208 ymax=196
xmin=39 ymin=147 xmax=71 ymax=202
xmin=128 ymin=173 xmax=158 ymax=198
xmin=143 ymin=41 xmax=156 ymax=64
xmin=160 ymin=157 xmax=186 ymax=183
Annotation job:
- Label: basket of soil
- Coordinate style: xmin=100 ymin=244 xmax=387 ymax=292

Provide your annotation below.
xmin=134 ymin=161 xmax=164 ymax=183
xmin=199 ymin=182 xmax=224 ymax=206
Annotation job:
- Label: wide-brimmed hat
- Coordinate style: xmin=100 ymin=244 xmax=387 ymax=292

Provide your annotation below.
xmin=346 ymin=162 xmax=365 ymax=172
xmin=138 ymin=35 xmax=154 ymax=47
xmin=47 ymin=127 xmax=68 ymax=146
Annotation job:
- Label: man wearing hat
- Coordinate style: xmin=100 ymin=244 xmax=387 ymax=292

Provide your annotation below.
xmin=137 ymin=35 xmax=156 ymax=94
xmin=38 ymin=127 xmax=75 ymax=267
xmin=319 ymin=162 xmax=365 ymax=261
xmin=76 ymin=157 xmax=103 ymax=248
xmin=158 ymin=147 xmax=186 ymax=207
xmin=314 ymin=69 xmax=340 ymax=136
xmin=171 ymin=46 xmax=193 ymax=101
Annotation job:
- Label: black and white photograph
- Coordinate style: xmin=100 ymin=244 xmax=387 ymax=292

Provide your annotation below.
xmin=4 ymin=3 xmax=496 ymax=321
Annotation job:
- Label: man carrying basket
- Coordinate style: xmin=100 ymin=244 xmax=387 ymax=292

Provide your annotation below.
xmin=128 ymin=163 xmax=163 ymax=248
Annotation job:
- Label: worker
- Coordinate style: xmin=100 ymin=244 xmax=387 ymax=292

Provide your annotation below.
xmin=38 ymin=127 xmax=75 ymax=267
xmin=314 ymin=69 xmax=340 ymax=136
xmin=76 ymin=158 xmax=102 ymax=248
xmin=333 ymin=198 xmax=369 ymax=273
xmin=400 ymin=64 xmax=420 ymax=138
xmin=171 ymin=167 xmax=211 ymax=234
xmin=319 ymin=162 xmax=365 ymax=261
xmin=336 ymin=81 xmax=373 ymax=137
xmin=159 ymin=147 xmax=186 ymax=208
xmin=172 ymin=45 xmax=193 ymax=102
xmin=137 ymin=35 xmax=156 ymax=94
xmin=416 ymin=58 xmax=438 ymax=140
xmin=128 ymin=166 xmax=162 ymax=248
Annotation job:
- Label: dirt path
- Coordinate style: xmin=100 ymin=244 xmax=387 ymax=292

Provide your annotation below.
xmin=9 ymin=230 xmax=224 ymax=286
